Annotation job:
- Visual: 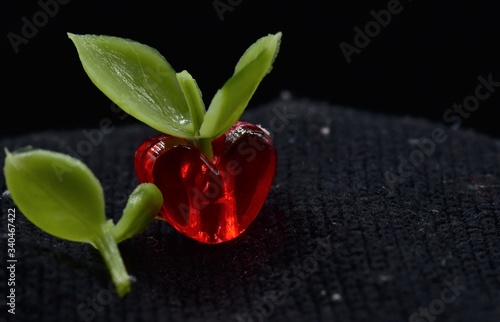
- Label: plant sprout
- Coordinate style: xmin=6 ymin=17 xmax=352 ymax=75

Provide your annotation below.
xmin=66 ymin=31 xmax=282 ymax=243
xmin=3 ymin=147 xmax=163 ymax=297
xmin=67 ymin=31 xmax=282 ymax=161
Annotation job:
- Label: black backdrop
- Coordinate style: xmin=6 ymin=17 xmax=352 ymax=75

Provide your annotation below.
xmin=3 ymin=2 xmax=500 ymax=322
xmin=2 ymin=0 xmax=500 ymax=138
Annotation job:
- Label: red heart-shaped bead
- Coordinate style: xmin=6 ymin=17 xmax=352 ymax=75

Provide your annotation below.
xmin=134 ymin=121 xmax=277 ymax=244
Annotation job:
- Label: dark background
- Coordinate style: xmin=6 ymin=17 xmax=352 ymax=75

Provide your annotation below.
xmin=2 ymin=0 xmax=500 ymax=138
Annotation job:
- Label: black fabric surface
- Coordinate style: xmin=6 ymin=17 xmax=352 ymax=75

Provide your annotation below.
xmin=1 ymin=97 xmax=500 ymax=322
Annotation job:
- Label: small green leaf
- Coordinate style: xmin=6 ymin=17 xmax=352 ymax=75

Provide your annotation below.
xmin=67 ymin=33 xmax=194 ymax=139
xmin=176 ymin=70 xmax=206 ymax=136
xmin=2 ymin=147 xmax=142 ymax=298
xmin=4 ymin=148 xmax=105 ymax=243
xmin=199 ymin=32 xmax=282 ymax=139
xmin=112 ymin=183 xmax=163 ymax=244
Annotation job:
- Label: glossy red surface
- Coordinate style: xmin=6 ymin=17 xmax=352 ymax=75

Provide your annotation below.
xmin=134 ymin=121 xmax=277 ymax=244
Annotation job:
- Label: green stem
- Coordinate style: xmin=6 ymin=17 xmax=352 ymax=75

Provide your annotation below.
xmin=194 ymin=138 xmax=214 ymax=162
xmin=94 ymin=221 xmax=131 ymax=298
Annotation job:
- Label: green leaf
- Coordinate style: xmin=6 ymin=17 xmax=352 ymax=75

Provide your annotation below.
xmin=67 ymin=33 xmax=194 ymax=139
xmin=176 ymin=70 xmax=206 ymax=136
xmin=3 ymin=148 xmax=105 ymax=243
xmin=112 ymin=183 xmax=163 ymax=243
xmin=3 ymin=147 xmax=137 ymax=298
xmin=199 ymin=32 xmax=282 ymax=139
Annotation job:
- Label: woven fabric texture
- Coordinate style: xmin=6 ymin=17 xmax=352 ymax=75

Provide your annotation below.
xmin=1 ymin=97 xmax=500 ymax=322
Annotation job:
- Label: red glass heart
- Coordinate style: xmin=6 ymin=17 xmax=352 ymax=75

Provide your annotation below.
xmin=134 ymin=121 xmax=277 ymax=244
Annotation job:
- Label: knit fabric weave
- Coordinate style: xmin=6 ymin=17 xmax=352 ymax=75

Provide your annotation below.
xmin=1 ymin=97 xmax=500 ymax=322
